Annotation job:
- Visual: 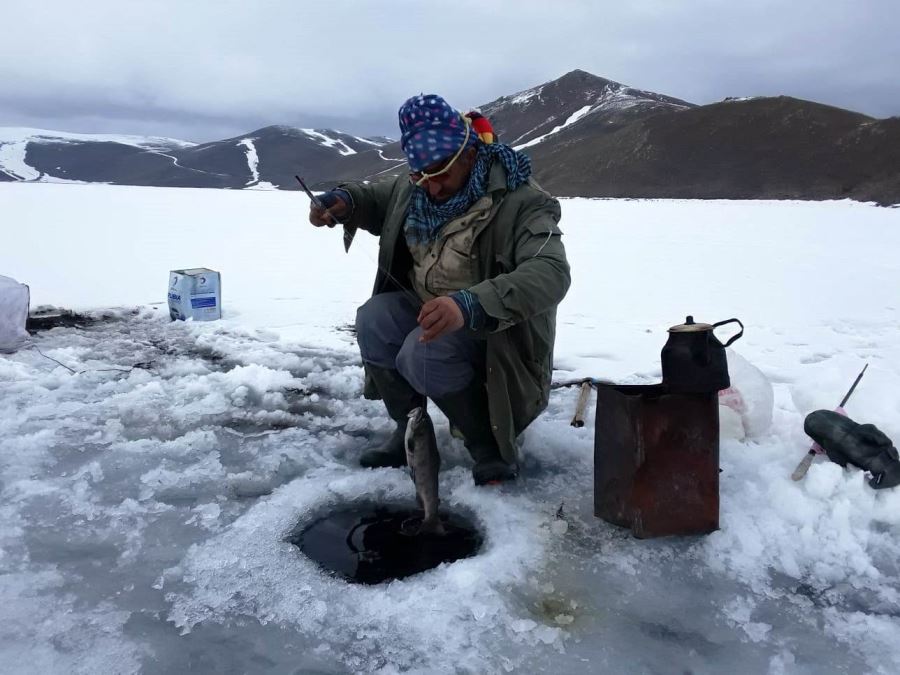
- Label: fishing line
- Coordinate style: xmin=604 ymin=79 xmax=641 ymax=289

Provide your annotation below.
xmin=28 ymin=343 xmax=144 ymax=375
xmin=296 ymin=175 xmax=422 ymax=309
xmin=340 ymin=220 xmax=433 ymax=402
xmin=303 ymin=186 xmax=435 ymax=401
xmin=29 ymin=343 xmax=75 ymax=373
xmin=344 ymin=232 xmax=422 ymax=310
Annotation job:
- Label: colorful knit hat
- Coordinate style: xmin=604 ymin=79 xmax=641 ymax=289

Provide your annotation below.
xmin=398 ymin=94 xmax=478 ymax=172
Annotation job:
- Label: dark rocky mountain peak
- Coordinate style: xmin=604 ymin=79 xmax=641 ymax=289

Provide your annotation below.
xmin=528 ymin=92 xmax=900 ymax=204
xmin=480 ymin=69 xmax=694 ymax=149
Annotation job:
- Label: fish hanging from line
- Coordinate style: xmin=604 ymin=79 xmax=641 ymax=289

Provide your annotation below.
xmin=404 ymin=406 xmax=446 ymax=536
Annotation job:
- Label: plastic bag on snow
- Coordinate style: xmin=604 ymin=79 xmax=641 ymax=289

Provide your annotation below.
xmin=0 ymin=275 xmax=30 ymax=353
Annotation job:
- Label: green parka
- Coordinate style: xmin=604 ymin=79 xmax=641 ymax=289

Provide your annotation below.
xmin=340 ymin=162 xmax=571 ymax=464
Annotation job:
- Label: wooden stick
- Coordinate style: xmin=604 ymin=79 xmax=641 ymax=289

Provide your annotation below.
xmin=551 ymin=376 xmax=614 ymax=390
xmin=790 ymin=363 xmax=868 ymax=481
xmin=571 ymin=381 xmax=593 ymax=428
xmin=790 ymin=452 xmax=816 ymax=481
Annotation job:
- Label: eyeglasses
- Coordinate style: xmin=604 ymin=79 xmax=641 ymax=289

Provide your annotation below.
xmin=408 ymin=116 xmax=471 ymax=187
xmin=409 ymin=157 xmax=455 ymax=186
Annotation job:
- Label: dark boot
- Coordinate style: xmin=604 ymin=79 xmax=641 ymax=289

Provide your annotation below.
xmin=360 ymin=364 xmax=425 ymax=469
xmin=433 ymin=380 xmax=517 ymax=486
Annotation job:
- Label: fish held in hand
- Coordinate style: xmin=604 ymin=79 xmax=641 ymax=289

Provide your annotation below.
xmin=404 ymin=406 xmax=446 ymax=536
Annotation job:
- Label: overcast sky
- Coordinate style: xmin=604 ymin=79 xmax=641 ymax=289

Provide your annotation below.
xmin=2 ymin=0 xmax=898 ymax=142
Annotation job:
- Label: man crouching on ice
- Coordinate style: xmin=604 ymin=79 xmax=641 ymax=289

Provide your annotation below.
xmin=308 ymin=94 xmax=571 ymax=485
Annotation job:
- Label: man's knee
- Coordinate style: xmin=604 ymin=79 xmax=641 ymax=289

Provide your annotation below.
xmin=396 ymin=331 xmax=476 ymax=398
xmin=355 ymin=293 xmax=417 ymax=366
xmin=355 ymin=294 xmax=390 ymax=340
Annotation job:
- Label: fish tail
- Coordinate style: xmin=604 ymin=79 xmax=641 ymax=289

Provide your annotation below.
xmin=419 ymin=515 xmax=446 ymax=537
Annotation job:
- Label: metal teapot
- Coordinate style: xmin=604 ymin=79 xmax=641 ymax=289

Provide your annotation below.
xmin=661 ymin=316 xmax=744 ymax=393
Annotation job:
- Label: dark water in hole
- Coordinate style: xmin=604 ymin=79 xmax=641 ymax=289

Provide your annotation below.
xmin=287 ymin=503 xmax=482 ymax=585
xmin=27 ymin=308 xmax=104 ymax=332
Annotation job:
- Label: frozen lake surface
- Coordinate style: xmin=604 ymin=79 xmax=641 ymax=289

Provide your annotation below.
xmin=2 ymin=183 xmax=900 ymax=673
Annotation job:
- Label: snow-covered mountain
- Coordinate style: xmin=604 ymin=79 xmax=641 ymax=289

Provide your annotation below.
xmin=0 ymin=125 xmax=395 ymax=190
xmin=0 ymin=127 xmax=195 ymax=182
xmin=479 ymin=69 xmax=693 ymax=150
xmin=2 ymin=70 xmax=898 ymax=203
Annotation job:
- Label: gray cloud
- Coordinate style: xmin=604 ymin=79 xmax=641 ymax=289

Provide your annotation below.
xmin=2 ymin=0 xmax=897 ymax=142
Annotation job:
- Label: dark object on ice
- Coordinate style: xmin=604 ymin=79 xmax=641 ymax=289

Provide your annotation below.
xmin=26 ymin=307 xmax=97 ymax=332
xmin=404 ymin=407 xmax=445 ymax=535
xmin=791 ymin=364 xmax=868 ymax=481
xmin=434 ymin=380 xmax=518 ymax=486
xmin=804 ymin=410 xmax=900 ymax=489
xmin=661 ymin=316 xmax=743 ymax=394
xmin=288 ymin=502 xmax=481 ymax=585
xmin=594 ymin=384 xmax=720 ymax=538
xmin=359 ymin=364 xmax=424 ymax=469
xmin=594 ymin=316 xmax=734 ymax=537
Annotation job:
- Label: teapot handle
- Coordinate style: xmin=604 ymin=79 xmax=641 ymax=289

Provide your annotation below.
xmin=713 ymin=318 xmax=744 ymax=347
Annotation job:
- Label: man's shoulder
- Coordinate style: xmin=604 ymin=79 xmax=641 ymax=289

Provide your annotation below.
xmin=488 ymin=160 xmax=555 ymax=204
xmin=502 ymin=177 xmax=560 ymax=214
xmin=525 ymin=176 xmax=553 ymax=198
xmin=389 ymin=173 xmax=413 ymax=198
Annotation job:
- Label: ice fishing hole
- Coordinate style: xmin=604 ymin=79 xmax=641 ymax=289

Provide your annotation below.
xmin=287 ymin=502 xmax=482 ymax=585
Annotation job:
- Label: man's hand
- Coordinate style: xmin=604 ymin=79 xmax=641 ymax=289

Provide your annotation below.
xmin=417 ymin=297 xmax=464 ymax=342
xmin=309 ymin=191 xmax=349 ymax=228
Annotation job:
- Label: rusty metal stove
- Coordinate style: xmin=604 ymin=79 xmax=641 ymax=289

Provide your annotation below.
xmin=592 ymin=317 xmax=740 ymax=538
xmin=594 ymin=384 xmax=720 ymax=538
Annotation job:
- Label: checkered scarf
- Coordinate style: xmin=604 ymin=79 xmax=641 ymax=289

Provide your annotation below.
xmin=404 ymin=142 xmax=532 ymax=247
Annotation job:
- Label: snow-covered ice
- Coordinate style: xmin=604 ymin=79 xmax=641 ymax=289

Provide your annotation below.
xmin=2 ymin=182 xmax=900 ymax=673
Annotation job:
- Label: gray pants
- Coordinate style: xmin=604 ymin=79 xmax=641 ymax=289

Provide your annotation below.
xmin=356 ymin=291 xmax=484 ymax=398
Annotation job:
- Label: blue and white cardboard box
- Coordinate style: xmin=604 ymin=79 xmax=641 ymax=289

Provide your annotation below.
xmin=168 ymin=268 xmax=221 ymax=321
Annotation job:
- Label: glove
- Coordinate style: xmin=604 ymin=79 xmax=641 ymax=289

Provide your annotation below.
xmin=309 ymin=188 xmax=351 ymax=227
xmin=319 ymin=189 xmax=350 ymax=209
